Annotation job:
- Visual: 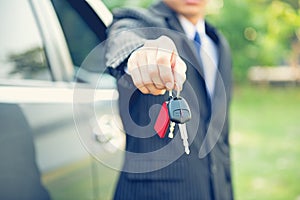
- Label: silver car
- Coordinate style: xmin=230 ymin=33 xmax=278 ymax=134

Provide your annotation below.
xmin=0 ymin=0 xmax=124 ymax=199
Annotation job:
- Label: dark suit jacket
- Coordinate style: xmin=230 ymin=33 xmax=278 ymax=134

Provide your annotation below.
xmin=106 ymin=1 xmax=233 ymax=200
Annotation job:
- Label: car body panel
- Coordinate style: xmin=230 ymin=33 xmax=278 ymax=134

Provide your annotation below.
xmin=0 ymin=0 xmax=122 ymax=199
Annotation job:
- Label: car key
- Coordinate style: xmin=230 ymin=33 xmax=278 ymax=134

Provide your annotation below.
xmin=167 ymin=95 xmax=191 ymax=124
xmin=168 ymin=122 xmax=175 ymax=138
xmin=178 ymin=123 xmax=190 ymax=154
xmin=168 ymin=90 xmax=175 ymax=138
xmin=167 ymin=93 xmax=191 ymax=154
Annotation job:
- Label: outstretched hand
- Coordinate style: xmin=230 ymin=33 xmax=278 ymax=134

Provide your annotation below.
xmin=127 ymin=36 xmax=187 ymax=95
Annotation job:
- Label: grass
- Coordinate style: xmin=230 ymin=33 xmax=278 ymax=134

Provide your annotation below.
xmin=43 ymin=85 xmax=300 ymax=200
xmin=43 ymin=157 xmax=120 ymax=200
xmin=231 ymin=85 xmax=300 ymax=200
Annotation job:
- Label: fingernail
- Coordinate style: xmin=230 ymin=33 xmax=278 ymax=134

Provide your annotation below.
xmin=165 ymin=82 xmax=173 ymax=90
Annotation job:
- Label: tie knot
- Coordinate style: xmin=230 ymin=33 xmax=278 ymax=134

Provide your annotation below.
xmin=194 ymin=31 xmax=201 ymax=45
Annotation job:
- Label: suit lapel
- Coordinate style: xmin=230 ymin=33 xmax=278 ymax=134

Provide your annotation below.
xmin=198 ymin=27 xmax=231 ymax=158
xmin=205 ymin=23 xmax=231 ymax=102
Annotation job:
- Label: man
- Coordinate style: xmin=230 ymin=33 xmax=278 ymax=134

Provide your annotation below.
xmin=105 ymin=0 xmax=233 ymax=199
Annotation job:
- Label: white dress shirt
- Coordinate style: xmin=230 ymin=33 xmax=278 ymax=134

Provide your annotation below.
xmin=178 ymin=15 xmax=219 ymax=98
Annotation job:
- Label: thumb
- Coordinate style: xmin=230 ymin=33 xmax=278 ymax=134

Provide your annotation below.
xmin=172 ymin=54 xmax=187 ymax=92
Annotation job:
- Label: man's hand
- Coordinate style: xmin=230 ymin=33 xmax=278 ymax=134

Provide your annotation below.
xmin=127 ymin=36 xmax=187 ymax=95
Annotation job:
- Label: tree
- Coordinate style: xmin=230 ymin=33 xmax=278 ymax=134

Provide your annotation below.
xmin=8 ymin=47 xmax=47 ymax=79
xmin=209 ymin=0 xmax=300 ymax=82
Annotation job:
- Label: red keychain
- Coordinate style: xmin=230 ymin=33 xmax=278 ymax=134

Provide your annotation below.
xmin=154 ymin=53 xmax=177 ymax=138
xmin=154 ymin=102 xmax=170 ymax=138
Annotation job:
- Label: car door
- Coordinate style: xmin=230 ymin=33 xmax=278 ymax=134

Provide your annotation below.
xmin=0 ymin=0 xmax=123 ymax=199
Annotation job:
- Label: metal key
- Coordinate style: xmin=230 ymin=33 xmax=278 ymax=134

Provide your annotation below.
xmin=168 ymin=90 xmax=175 ymax=138
xmin=168 ymin=121 xmax=175 ymax=138
xmin=167 ymin=92 xmax=191 ymax=154
xmin=178 ymin=123 xmax=190 ymax=154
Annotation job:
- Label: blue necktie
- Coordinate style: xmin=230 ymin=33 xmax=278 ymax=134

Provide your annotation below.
xmin=193 ymin=31 xmax=212 ymax=106
xmin=193 ymin=31 xmax=201 ymax=55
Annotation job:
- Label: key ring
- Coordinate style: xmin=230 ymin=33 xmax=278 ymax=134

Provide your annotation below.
xmin=168 ymin=83 xmax=181 ymax=99
xmin=176 ymin=90 xmax=180 ymax=98
xmin=175 ymin=82 xmax=181 ymax=98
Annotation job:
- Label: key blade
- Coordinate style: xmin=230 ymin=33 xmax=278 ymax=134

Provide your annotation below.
xmin=181 ymin=123 xmax=190 ymax=154
xmin=178 ymin=123 xmax=190 ymax=154
xmin=178 ymin=124 xmax=186 ymax=139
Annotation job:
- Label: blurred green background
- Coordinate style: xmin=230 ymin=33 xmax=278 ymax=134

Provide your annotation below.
xmin=103 ymin=0 xmax=300 ymax=82
xmin=44 ymin=0 xmax=300 ymax=199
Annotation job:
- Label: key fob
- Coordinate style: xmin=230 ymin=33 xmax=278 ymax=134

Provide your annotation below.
xmin=167 ymin=97 xmax=191 ymax=124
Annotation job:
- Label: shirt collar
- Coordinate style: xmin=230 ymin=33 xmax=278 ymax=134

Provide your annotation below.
xmin=177 ymin=15 xmax=206 ymax=40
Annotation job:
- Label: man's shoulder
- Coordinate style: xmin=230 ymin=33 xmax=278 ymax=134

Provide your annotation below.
xmin=112 ymin=6 xmax=164 ymax=26
xmin=112 ymin=7 xmax=148 ymax=20
xmin=205 ymin=22 xmax=229 ymax=47
xmin=111 ymin=1 xmax=171 ymax=28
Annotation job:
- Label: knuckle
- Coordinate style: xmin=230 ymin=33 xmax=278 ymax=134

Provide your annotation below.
xmin=151 ymin=77 xmax=164 ymax=88
xmin=159 ymin=35 xmax=173 ymax=44
xmin=143 ymin=79 xmax=152 ymax=85
xmin=154 ymin=83 xmax=165 ymax=89
xmin=158 ymin=36 xmax=177 ymax=51
xmin=156 ymin=56 xmax=169 ymax=66
xmin=160 ymin=72 xmax=173 ymax=83
xmin=148 ymin=66 xmax=159 ymax=77
xmin=176 ymin=58 xmax=186 ymax=70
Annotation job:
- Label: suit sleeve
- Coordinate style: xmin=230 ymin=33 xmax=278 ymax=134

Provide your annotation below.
xmin=105 ymin=11 xmax=149 ymax=78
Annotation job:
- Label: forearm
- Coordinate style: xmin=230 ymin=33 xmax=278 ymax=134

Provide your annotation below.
xmin=105 ymin=19 xmax=146 ymax=70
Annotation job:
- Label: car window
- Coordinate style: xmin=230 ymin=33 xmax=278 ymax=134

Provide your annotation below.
xmin=52 ymin=0 xmax=106 ymax=69
xmin=0 ymin=0 xmax=51 ymax=81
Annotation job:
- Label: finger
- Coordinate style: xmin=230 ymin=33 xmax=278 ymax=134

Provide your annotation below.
xmin=136 ymin=49 xmax=161 ymax=94
xmin=143 ymin=41 xmax=165 ymax=90
xmin=128 ymin=52 xmax=150 ymax=94
xmin=156 ymin=36 xmax=178 ymax=55
xmin=144 ymin=84 xmax=166 ymax=95
xmin=139 ymin=86 xmax=151 ymax=94
xmin=173 ymin=57 xmax=187 ymax=91
xmin=170 ymin=50 xmax=176 ymax=69
xmin=145 ymin=48 xmax=165 ymax=90
xmin=137 ymin=49 xmax=152 ymax=85
xmin=156 ymin=49 xmax=174 ymax=90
